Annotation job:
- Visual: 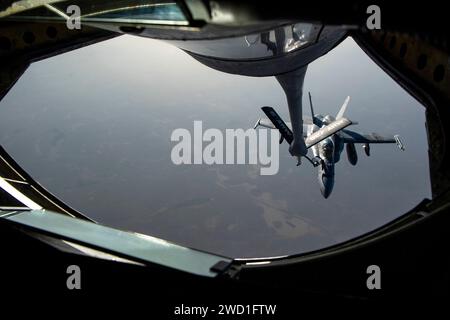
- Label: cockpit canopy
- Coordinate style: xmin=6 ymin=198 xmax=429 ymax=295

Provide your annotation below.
xmin=320 ymin=138 xmax=334 ymax=158
xmin=322 ymin=115 xmax=335 ymax=125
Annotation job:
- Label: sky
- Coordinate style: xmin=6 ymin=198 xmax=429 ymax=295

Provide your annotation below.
xmin=0 ymin=35 xmax=430 ymax=258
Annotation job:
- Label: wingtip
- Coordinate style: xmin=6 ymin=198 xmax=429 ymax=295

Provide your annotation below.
xmin=394 ymin=134 xmax=405 ymax=151
xmin=253 ymin=118 xmax=261 ymax=129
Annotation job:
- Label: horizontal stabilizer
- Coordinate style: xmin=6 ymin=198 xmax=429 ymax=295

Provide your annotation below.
xmin=305 ymin=117 xmax=353 ymax=148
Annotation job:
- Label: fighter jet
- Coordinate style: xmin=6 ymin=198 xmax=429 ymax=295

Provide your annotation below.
xmin=254 ymin=93 xmax=405 ymax=198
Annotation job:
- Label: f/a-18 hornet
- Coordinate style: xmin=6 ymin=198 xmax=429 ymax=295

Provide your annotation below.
xmin=254 ymin=93 xmax=405 ymax=198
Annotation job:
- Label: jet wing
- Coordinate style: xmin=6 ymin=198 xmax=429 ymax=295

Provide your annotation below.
xmin=339 ymin=129 xmax=396 ymax=144
xmin=254 ymin=118 xmax=310 ymax=136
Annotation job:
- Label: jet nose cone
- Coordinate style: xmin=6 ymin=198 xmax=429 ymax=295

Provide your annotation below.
xmin=320 ymin=186 xmax=331 ymax=198
xmin=319 ymin=175 xmax=334 ymax=199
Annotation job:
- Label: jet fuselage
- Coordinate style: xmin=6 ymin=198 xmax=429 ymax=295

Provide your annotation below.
xmin=311 ymin=114 xmax=346 ymax=198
